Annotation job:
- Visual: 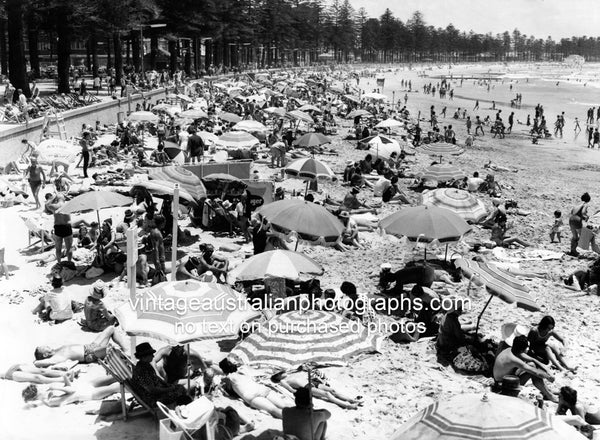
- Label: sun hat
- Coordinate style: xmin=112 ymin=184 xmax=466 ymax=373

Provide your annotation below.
xmin=346 ymin=160 xmax=354 ymax=166
xmin=124 ymin=209 xmax=135 ymax=222
xmin=134 ymin=342 xmax=156 ymax=359
xmin=90 ymin=279 xmax=107 ymax=299
xmin=501 ymin=323 xmax=529 ymax=346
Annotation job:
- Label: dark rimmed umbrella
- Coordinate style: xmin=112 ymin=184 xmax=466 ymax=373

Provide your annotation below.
xmin=292 ymin=132 xmax=332 ymax=149
xmin=57 ymin=191 xmax=132 ymax=224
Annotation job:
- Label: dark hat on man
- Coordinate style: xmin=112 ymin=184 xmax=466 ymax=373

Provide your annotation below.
xmin=134 ymin=342 xmax=156 ymax=359
xmin=124 ymin=209 xmax=135 ymax=222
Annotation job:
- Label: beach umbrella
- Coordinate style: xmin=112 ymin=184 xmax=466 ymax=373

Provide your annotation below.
xmin=227 ymin=86 xmax=243 ymax=97
xmin=216 ymin=131 xmax=260 ymax=149
xmin=391 ymin=392 xmax=585 ymax=440
xmin=286 ymin=110 xmax=314 ymax=124
xmin=163 ymin=144 xmax=187 ymax=165
xmin=284 ymin=158 xmax=337 ymax=181
xmin=375 ymin=118 xmax=404 ymax=129
xmin=152 ymin=103 xmax=172 ymax=112
xmin=455 ymin=258 xmax=540 ymax=336
xmin=298 ymin=104 xmax=322 ymax=113
xmin=362 ymin=92 xmax=387 ymax=101
xmin=179 ymin=109 xmax=208 ymax=119
xmin=132 ymin=180 xmax=198 ymax=205
xmin=379 ymin=205 xmax=471 ymax=244
xmin=218 ymin=112 xmax=243 ymax=124
xmin=292 ymin=132 xmax=332 ymax=149
xmin=263 ymin=107 xmax=287 ymax=117
xmin=232 ymin=120 xmax=268 ymax=133
xmin=198 ymin=131 xmax=219 ymax=145
xmin=115 ymin=280 xmax=260 ymax=345
xmin=361 ymin=134 xmax=401 ymax=159
xmin=228 ymin=310 xmax=383 ymax=370
xmin=329 ymin=85 xmax=344 ymax=94
xmin=128 ymin=111 xmax=159 ymax=123
xmin=421 ymin=189 xmax=487 ymax=223
xmin=419 ymin=164 xmax=467 ymax=182
xmin=177 ymin=94 xmax=193 ymax=102
xmin=57 ymin=191 xmax=132 ymax=224
xmin=36 ymin=138 xmax=80 ymax=165
xmin=149 ymin=166 xmax=207 ymax=201
xmin=257 ymin=199 xmax=344 ymax=247
xmin=228 ymin=250 xmax=324 ymax=282
xmin=419 ymin=142 xmax=464 ymax=163
xmin=93 ymin=134 xmax=119 ymax=148
xmin=344 ymin=95 xmax=362 ymax=104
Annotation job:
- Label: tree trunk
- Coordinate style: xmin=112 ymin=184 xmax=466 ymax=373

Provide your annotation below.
xmin=55 ymin=9 xmax=71 ymax=93
xmin=85 ymin=38 xmax=92 ymax=71
xmin=113 ymin=32 xmax=123 ymax=85
xmin=106 ymin=37 xmax=112 ymax=69
xmin=0 ymin=19 xmax=7 ymax=75
xmin=150 ymin=36 xmax=158 ymax=70
xmin=184 ymin=40 xmax=191 ymax=75
xmin=91 ymin=32 xmax=98 ymax=77
xmin=168 ymin=39 xmax=177 ymax=75
xmin=6 ymin=0 xmax=31 ymax=96
xmin=131 ymin=31 xmax=140 ymax=72
xmin=27 ymin=12 xmax=40 ymax=79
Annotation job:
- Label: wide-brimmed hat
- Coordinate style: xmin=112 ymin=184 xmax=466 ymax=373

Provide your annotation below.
xmin=124 ymin=209 xmax=135 ymax=222
xmin=134 ymin=342 xmax=156 ymax=359
xmin=346 ymin=160 xmax=354 ymax=166
xmin=501 ymin=323 xmax=529 ymax=346
xmin=89 ymin=280 xmax=107 ymax=299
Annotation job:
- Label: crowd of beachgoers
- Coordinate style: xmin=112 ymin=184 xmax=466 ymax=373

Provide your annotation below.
xmin=1 ymin=62 xmax=600 ymax=440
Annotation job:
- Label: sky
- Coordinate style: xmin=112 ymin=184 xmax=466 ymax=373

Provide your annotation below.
xmin=348 ymin=0 xmax=600 ymax=40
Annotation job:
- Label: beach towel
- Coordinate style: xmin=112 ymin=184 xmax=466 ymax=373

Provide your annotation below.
xmin=492 ymin=247 xmax=564 ymax=262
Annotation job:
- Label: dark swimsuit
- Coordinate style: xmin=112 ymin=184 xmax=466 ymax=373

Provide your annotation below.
xmin=54 ymin=224 xmax=73 ymax=238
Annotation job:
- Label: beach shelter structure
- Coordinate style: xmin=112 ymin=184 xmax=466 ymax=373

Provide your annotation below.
xmin=379 ymin=205 xmax=471 ymax=244
xmin=454 ymin=258 xmax=540 ymax=335
xmin=419 ymin=142 xmax=464 ymax=162
xmin=115 ymin=280 xmax=259 ymax=344
xmin=391 ymin=392 xmax=586 ymax=440
xmin=57 ymin=191 xmax=132 ymax=224
xmin=228 ymin=310 xmax=383 ymax=370
xmin=292 ymin=132 xmax=332 ymax=149
xmin=257 ymin=199 xmax=344 ymax=247
xmin=228 ymin=250 xmax=324 ymax=282
xmin=216 ymin=131 xmax=260 ymax=149
xmin=421 ymin=189 xmax=487 ymax=223
xmin=419 ymin=164 xmax=466 ymax=182
xmin=148 ymin=166 xmax=207 ymax=201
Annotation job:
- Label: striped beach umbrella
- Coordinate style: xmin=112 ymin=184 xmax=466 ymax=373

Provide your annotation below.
xmin=115 ymin=280 xmax=260 ymax=344
xmin=421 ymin=189 xmax=487 ymax=223
xmin=292 ymin=132 xmax=332 ymax=149
xmin=419 ymin=164 xmax=466 ymax=182
xmin=284 ymin=158 xmax=336 ymax=181
xmin=391 ymin=393 xmax=585 ymax=440
xmin=229 ymin=310 xmax=383 ymax=369
xmin=375 ymin=118 xmax=404 ymax=129
xmin=263 ymin=107 xmax=287 ymax=117
xmin=232 ymin=120 xmax=268 ymax=133
xmin=419 ymin=142 xmax=464 ymax=162
xmin=218 ymin=112 xmax=243 ymax=124
xmin=257 ymin=199 xmax=344 ymax=246
xmin=149 ymin=165 xmax=207 ymax=200
xmin=454 ymin=258 xmax=539 ymax=312
xmin=179 ymin=109 xmax=208 ymax=119
xmin=286 ymin=110 xmax=314 ymax=124
xmin=228 ymin=250 xmax=324 ymax=282
xmin=379 ymin=205 xmax=471 ymax=243
xmin=216 ymin=131 xmax=260 ymax=149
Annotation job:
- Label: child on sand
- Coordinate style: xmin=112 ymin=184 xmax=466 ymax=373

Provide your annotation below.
xmin=550 ymin=210 xmax=563 ymax=243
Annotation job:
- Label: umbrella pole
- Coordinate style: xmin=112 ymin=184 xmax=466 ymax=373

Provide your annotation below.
xmin=307 ymin=368 xmax=315 ymax=440
xmin=187 ymin=343 xmax=191 ymax=392
xmin=444 ymin=243 xmax=449 ymax=261
xmin=475 ymin=292 xmax=494 ymax=338
xmin=170 ymin=185 xmax=180 ymax=282
xmin=96 ymin=210 xmax=100 ymax=226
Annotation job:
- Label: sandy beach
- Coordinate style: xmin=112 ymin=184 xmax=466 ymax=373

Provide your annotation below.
xmin=2 ymin=62 xmax=600 ymax=440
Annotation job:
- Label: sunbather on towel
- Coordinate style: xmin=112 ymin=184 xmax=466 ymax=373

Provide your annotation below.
xmin=219 ymin=358 xmax=294 ymax=419
xmin=22 ymin=377 xmax=120 ymax=407
xmin=1 ymin=364 xmax=74 ymax=384
xmin=33 ymin=325 xmax=128 ymax=367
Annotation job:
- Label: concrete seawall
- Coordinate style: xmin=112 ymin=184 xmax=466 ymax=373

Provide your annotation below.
xmin=0 ymin=87 xmax=172 ymax=165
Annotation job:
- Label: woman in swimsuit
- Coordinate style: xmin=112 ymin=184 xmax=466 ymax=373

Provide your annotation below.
xmin=1 ymin=364 xmax=73 ymax=384
xmin=24 ymin=156 xmax=46 ymax=209
xmin=527 ymin=316 xmax=576 ymax=373
xmin=569 ymin=192 xmax=591 ymax=257
xmin=22 ymin=379 xmax=120 ymax=407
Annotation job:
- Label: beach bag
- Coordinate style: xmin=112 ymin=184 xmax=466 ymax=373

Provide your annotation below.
xmin=152 ymin=270 xmax=167 ymax=286
xmin=452 ymin=346 xmax=488 ymax=373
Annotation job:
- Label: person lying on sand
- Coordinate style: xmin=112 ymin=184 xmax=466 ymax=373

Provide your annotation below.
xmin=1 ymin=364 xmax=75 ymax=384
xmin=33 ymin=325 xmax=127 ymax=367
xmin=484 ymin=160 xmax=518 ymax=173
xmin=22 ymin=376 xmax=120 ymax=407
xmin=219 ymin=358 xmax=294 ymax=419
xmin=488 ymin=219 xmax=531 ymax=248
xmin=493 ymin=335 xmax=557 ymax=402
xmin=378 ymin=264 xmax=436 ymax=296
xmin=271 ymin=369 xmax=362 ymax=410
xmin=556 ymin=386 xmax=600 ymax=428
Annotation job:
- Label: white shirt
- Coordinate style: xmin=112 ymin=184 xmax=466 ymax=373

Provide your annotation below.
xmin=45 ymin=288 xmax=73 ymax=321
xmin=373 ymin=177 xmax=392 ymax=197
xmin=467 ymin=177 xmax=484 ymax=192
xmin=178 ymin=130 xmax=189 ymax=150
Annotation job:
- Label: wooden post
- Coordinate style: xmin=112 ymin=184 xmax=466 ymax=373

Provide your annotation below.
xmin=126 ymin=226 xmax=138 ymax=301
xmin=170 ymin=184 xmax=180 ymax=281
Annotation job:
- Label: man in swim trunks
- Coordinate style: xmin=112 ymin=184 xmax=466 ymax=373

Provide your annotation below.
xmin=45 ymin=193 xmax=73 ymax=264
xmin=33 ymin=325 xmax=127 ymax=367
xmin=493 ymin=335 xmax=557 ymax=402
xmin=24 ymin=156 xmax=46 ymax=209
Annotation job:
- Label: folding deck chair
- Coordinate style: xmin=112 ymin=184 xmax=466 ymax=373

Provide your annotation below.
xmin=157 ymin=397 xmax=217 ymax=440
xmin=98 ymin=345 xmax=158 ymax=420
xmin=20 ymin=216 xmax=55 ymax=253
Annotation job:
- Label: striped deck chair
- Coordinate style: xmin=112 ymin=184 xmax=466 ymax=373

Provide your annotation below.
xmin=157 ymin=398 xmax=217 ymax=440
xmin=20 ymin=216 xmax=54 ymax=252
xmin=98 ymin=345 xmax=158 ymax=420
